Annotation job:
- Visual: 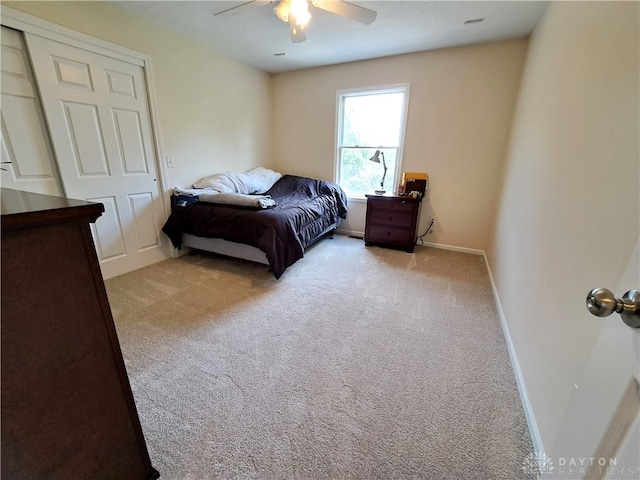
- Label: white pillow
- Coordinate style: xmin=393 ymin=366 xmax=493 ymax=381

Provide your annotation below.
xmin=192 ymin=167 xmax=282 ymax=194
xmin=245 ymin=167 xmax=283 ymax=193
xmin=192 ymin=172 xmax=244 ymax=192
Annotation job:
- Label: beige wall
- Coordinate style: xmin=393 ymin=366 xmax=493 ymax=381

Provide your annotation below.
xmin=272 ymin=41 xmax=528 ymax=249
xmin=4 ymin=1 xmax=526 ymax=253
xmin=3 ymin=1 xmax=273 ymax=191
xmin=488 ymin=2 xmax=639 ymax=452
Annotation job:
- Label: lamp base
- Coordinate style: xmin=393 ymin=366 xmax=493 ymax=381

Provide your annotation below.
xmin=374 ymin=189 xmax=386 ymax=195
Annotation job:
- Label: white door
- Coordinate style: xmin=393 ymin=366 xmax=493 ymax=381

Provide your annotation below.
xmin=0 ymin=26 xmax=63 ymax=196
xmin=542 ymin=253 xmax=640 ymax=476
xmin=24 ymin=33 xmax=169 ymax=279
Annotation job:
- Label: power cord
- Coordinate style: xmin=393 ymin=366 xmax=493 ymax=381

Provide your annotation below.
xmin=416 ymin=218 xmax=435 ymax=246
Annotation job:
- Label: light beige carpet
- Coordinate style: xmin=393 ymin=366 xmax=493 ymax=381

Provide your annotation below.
xmin=105 ymin=235 xmax=536 ymax=479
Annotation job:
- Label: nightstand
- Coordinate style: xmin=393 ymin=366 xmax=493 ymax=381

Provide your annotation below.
xmin=364 ymin=193 xmax=422 ymax=253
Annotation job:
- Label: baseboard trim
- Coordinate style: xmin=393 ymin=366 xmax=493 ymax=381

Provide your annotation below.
xmin=419 ymin=241 xmax=484 ymax=256
xmin=336 ymin=228 xmax=364 ymax=238
xmin=337 ymin=235 xmax=487 ymax=257
xmin=481 ymin=251 xmax=545 ymax=456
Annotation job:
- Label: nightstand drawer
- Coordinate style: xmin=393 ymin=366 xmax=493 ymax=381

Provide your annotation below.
xmin=369 ymin=210 xmax=413 ymax=228
xmin=366 ymin=225 xmax=413 ymax=245
xmin=367 ymin=198 xmax=415 ymax=213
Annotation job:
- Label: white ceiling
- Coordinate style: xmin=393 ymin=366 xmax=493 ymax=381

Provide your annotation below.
xmin=113 ymin=1 xmax=549 ymax=73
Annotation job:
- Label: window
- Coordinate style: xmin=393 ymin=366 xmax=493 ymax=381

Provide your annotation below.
xmin=335 ymin=84 xmax=410 ymax=199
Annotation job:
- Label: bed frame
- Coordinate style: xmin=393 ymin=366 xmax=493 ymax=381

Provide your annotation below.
xmin=182 ymin=221 xmax=340 ymax=266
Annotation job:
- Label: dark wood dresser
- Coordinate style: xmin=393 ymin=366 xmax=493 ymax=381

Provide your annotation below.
xmin=364 ymin=193 xmax=422 ymax=253
xmin=1 ymin=188 xmax=159 ymax=480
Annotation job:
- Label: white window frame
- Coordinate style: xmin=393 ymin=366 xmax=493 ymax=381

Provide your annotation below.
xmin=334 ymin=83 xmax=411 ymax=201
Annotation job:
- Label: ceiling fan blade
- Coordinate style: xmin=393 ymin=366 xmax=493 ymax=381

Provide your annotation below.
xmin=289 ymin=15 xmax=307 ymax=43
xmin=314 ymin=0 xmax=377 ymax=25
xmin=213 ymin=0 xmax=273 ymax=17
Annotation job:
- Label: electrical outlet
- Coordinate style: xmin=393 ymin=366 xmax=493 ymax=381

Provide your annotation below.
xmin=166 ymin=155 xmax=175 ymax=168
xmin=429 ymin=217 xmax=436 ymax=234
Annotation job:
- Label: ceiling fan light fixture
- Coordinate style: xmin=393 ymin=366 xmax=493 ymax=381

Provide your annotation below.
xmin=274 ymin=0 xmax=291 ymax=22
xmin=269 ymin=0 xmax=375 ymax=43
xmin=289 ymin=0 xmax=311 ymax=26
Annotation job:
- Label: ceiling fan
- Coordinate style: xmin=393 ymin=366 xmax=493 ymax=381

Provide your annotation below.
xmin=214 ymin=0 xmax=378 ymax=43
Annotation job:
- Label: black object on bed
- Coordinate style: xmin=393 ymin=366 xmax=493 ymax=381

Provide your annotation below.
xmin=162 ymin=175 xmax=348 ymax=279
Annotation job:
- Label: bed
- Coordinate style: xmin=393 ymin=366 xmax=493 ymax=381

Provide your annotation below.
xmin=162 ymin=171 xmax=348 ymax=279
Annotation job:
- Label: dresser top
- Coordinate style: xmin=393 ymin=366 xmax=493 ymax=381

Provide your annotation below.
xmin=365 ymin=192 xmax=422 ymax=203
xmin=1 ymin=188 xmax=104 ymax=232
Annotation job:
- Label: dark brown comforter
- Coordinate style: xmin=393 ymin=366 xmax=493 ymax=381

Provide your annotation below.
xmin=162 ymin=175 xmax=348 ymax=278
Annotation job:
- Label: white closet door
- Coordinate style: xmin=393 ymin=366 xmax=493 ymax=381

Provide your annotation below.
xmin=25 ymin=33 xmax=169 ymax=279
xmin=0 ymin=26 xmax=63 ymax=195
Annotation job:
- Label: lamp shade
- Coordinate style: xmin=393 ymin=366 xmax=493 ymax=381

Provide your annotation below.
xmin=274 ymin=0 xmax=291 ymax=22
xmin=290 ymin=0 xmax=311 ymax=25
